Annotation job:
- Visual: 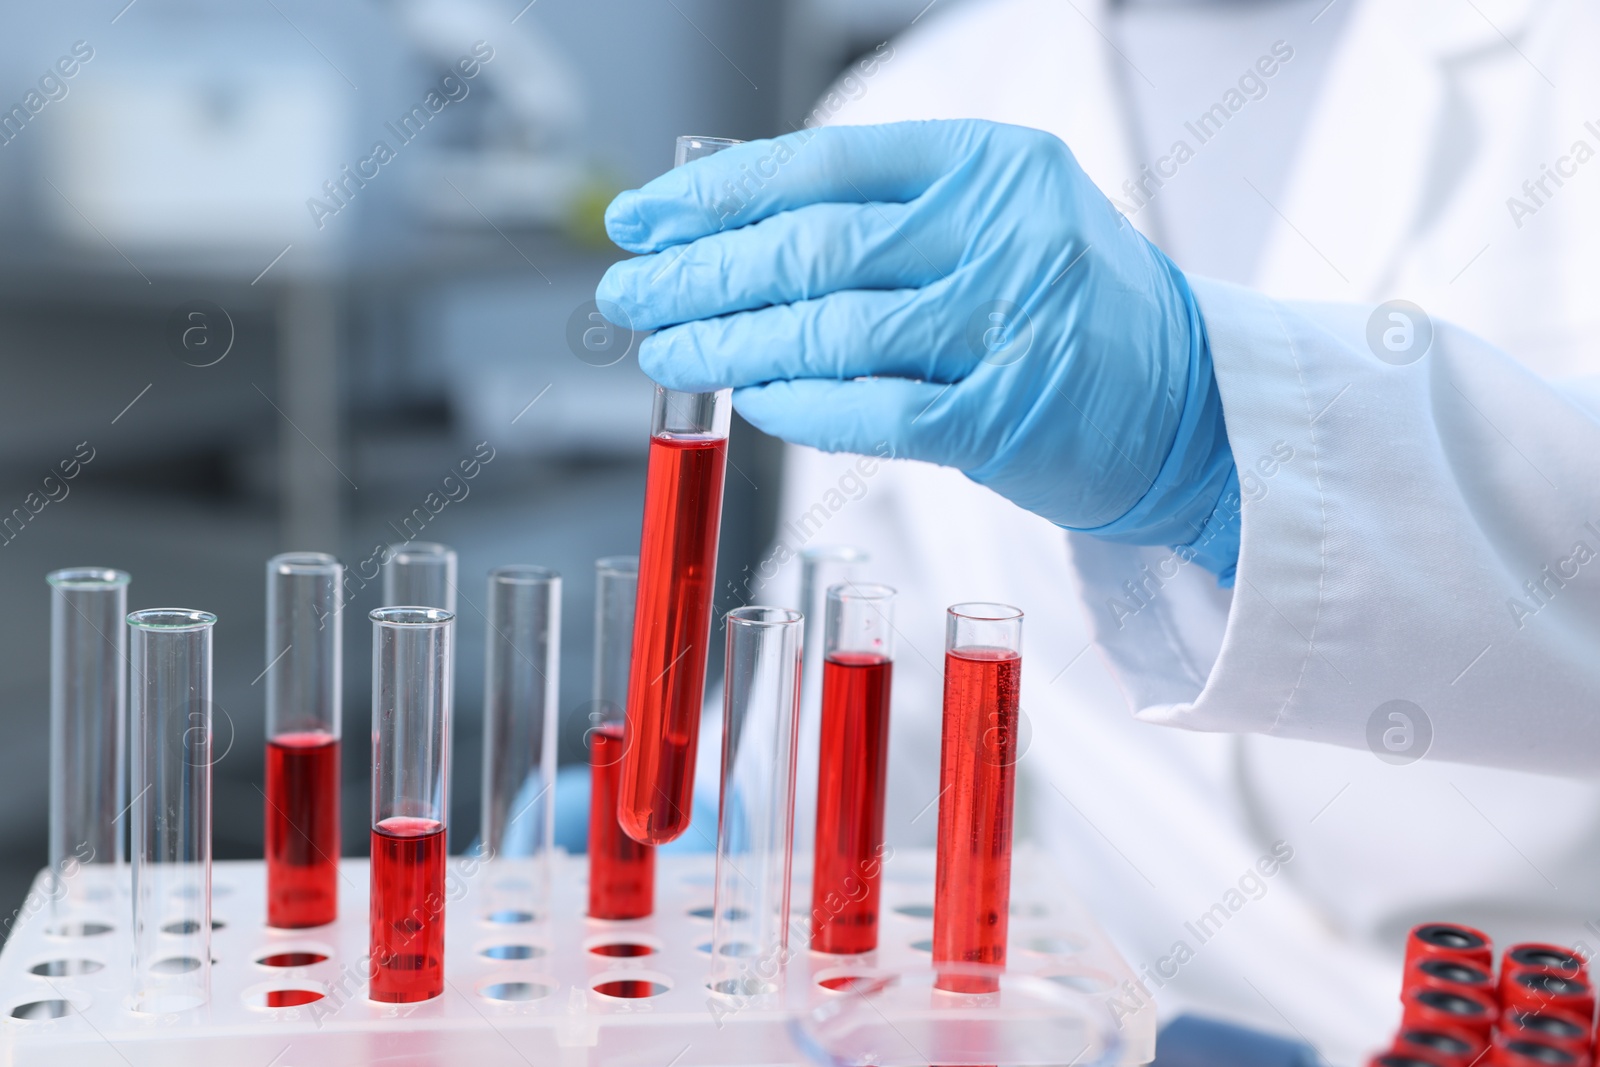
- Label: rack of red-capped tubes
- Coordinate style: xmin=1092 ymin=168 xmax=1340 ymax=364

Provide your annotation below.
xmin=1368 ymin=922 xmax=1598 ymax=1067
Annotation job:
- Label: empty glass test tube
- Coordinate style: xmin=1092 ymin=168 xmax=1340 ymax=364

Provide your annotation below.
xmin=369 ymin=607 xmax=453 ymax=1003
xmin=933 ymin=603 xmax=1023 ymax=995
xmin=264 ymin=553 xmax=343 ymax=929
xmin=47 ymin=568 xmax=129 ymax=913
xmin=383 ymin=542 xmax=457 ymax=613
xmin=128 ymin=608 xmax=216 ymax=1014
xmin=811 ymin=583 xmax=895 ymax=955
xmin=616 ymin=135 xmax=739 ymax=848
xmin=480 ymin=566 xmax=560 ymax=913
xmin=710 ymin=606 xmax=803 ymax=998
xmin=587 ymin=556 xmax=654 ymax=919
xmin=793 ymin=546 xmax=868 ymax=881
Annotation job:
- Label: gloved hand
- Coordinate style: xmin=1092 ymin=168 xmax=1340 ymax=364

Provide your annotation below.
xmin=597 ymin=119 xmax=1240 ymax=579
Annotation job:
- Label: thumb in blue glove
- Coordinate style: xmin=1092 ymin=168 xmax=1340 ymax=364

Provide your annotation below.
xmin=597 ymin=120 xmax=1240 ymax=581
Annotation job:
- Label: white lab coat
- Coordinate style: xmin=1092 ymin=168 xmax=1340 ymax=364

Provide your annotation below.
xmin=762 ymin=0 xmax=1600 ymax=1063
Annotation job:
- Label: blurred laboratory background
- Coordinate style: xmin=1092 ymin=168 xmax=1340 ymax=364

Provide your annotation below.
xmin=0 ymin=0 xmax=936 ymax=933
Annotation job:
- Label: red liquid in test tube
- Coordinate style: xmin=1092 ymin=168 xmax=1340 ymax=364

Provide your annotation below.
xmin=263 ymin=553 xmax=344 ymax=930
xmin=618 ymin=390 xmax=731 ymax=846
xmin=933 ymin=603 xmax=1023 ymax=996
xmin=589 ymin=723 xmax=655 ymax=918
xmin=265 ymin=731 xmax=340 ymax=928
xmin=368 ymin=606 xmax=454 ymax=1004
xmin=811 ymin=582 xmax=897 ymax=955
xmin=369 ymin=816 xmax=445 ymax=1003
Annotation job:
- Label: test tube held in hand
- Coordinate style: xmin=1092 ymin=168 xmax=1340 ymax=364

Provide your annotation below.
xmin=480 ymin=566 xmax=560 ymax=915
xmin=383 ymin=542 xmax=457 ymax=613
xmin=587 ymin=556 xmax=654 ymax=919
xmin=369 ymin=607 xmax=453 ymax=1003
xmin=615 ymin=136 xmax=740 ymax=847
xmin=933 ymin=603 xmax=1023 ymax=994
xmin=264 ymin=553 xmax=343 ymax=929
xmin=710 ymin=606 xmax=803 ymax=998
xmin=129 ymin=608 xmax=217 ymax=1014
xmin=811 ymin=583 xmax=895 ymax=955
xmin=47 ymin=568 xmax=129 ymax=912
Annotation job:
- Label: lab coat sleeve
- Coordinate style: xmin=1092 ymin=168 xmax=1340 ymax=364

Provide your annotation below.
xmin=1070 ymin=277 xmax=1600 ymax=776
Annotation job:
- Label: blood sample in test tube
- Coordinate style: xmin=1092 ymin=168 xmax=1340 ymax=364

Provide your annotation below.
xmin=933 ymin=602 xmax=1023 ymax=995
xmin=811 ymin=582 xmax=895 ymax=955
xmin=368 ymin=606 xmax=453 ymax=1003
xmin=615 ymin=135 xmax=739 ymax=847
xmin=264 ymin=553 xmax=343 ymax=929
xmin=587 ymin=556 xmax=654 ymax=920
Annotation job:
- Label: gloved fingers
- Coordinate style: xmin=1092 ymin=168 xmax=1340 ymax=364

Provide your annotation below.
xmin=732 ymin=376 xmax=967 ymax=469
xmin=598 ymin=200 xmax=953 ymax=332
xmin=637 ymin=284 xmax=979 ymax=392
xmin=605 ymin=122 xmax=975 ymax=253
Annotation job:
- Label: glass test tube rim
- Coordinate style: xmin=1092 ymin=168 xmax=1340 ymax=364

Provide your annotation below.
xmin=595 ymin=555 xmax=638 ymax=579
xmin=826 ymin=581 xmax=897 ymax=607
xmin=388 ymin=541 xmax=455 ymax=562
xmin=677 ymin=134 xmax=744 ymax=156
xmin=128 ymin=607 xmax=218 ymax=631
xmin=727 ymin=605 xmax=804 ymax=629
xmin=269 ymin=550 xmax=340 ymax=574
xmin=370 ymin=605 xmax=454 ymax=627
xmin=488 ymin=563 xmax=560 ymax=585
xmin=801 ymin=544 xmax=870 ymax=568
xmin=48 ymin=567 xmax=131 ymax=590
xmin=947 ymin=601 xmax=1024 ymax=624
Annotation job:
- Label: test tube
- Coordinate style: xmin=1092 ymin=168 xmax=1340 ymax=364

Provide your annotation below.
xmin=369 ymin=607 xmax=453 ymax=1003
xmin=933 ymin=603 xmax=1023 ymax=995
xmin=383 ymin=542 xmax=457 ymax=613
xmin=479 ymin=566 xmax=560 ymax=911
xmin=793 ymin=547 xmax=869 ymax=880
xmin=264 ymin=553 xmax=343 ymax=929
xmin=47 ymin=568 xmax=129 ymax=912
xmin=128 ymin=608 xmax=216 ymax=1014
xmin=615 ymin=135 xmax=740 ymax=847
xmin=587 ymin=556 xmax=654 ymax=919
xmin=710 ymin=606 xmax=803 ymax=997
xmin=811 ymin=583 xmax=895 ymax=955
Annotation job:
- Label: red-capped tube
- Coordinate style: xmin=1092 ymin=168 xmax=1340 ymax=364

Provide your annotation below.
xmin=1393 ymin=1025 xmax=1488 ymax=1067
xmin=1402 ymin=984 xmax=1498 ymax=1037
xmin=1405 ymin=923 xmax=1494 ymax=971
xmin=1500 ymin=969 xmax=1596 ymax=1022
xmin=1504 ymin=944 xmax=1590 ymax=982
xmin=1490 ymin=1031 xmax=1589 ymax=1067
xmin=1502 ymin=1007 xmax=1593 ymax=1057
xmin=1406 ymin=956 xmax=1496 ymax=999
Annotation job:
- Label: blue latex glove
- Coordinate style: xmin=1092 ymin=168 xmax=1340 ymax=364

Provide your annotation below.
xmin=597 ymin=120 xmax=1240 ymax=579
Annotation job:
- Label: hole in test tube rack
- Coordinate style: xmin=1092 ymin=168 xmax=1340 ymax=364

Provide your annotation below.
xmin=816 ymin=971 xmax=897 ymax=995
xmin=480 ymin=979 xmax=554 ymax=1003
xmin=709 ymin=977 xmax=778 ymax=997
xmin=484 ymin=909 xmax=537 ymax=925
xmin=1043 ymin=968 xmax=1116 ymax=993
xmin=150 ymin=956 xmax=203 ymax=975
xmin=714 ymin=941 xmax=758 ymax=959
xmin=162 ymin=919 xmax=224 ymax=935
xmin=1024 ymin=934 xmax=1087 ymax=957
xmin=256 ymin=949 xmax=330 ymax=968
xmin=491 ymin=877 xmax=533 ymax=893
xmin=892 ymin=903 xmax=934 ymax=919
xmin=479 ymin=944 xmax=546 ymax=962
xmin=44 ymin=921 xmax=112 ymax=938
xmin=10 ymin=999 xmax=74 ymax=1020
xmin=587 ymin=940 xmax=658 ymax=958
xmin=242 ymin=984 xmax=326 ymax=1010
xmin=687 ymin=905 xmax=749 ymax=923
xmin=1011 ymin=901 xmax=1050 ymax=919
xmin=592 ymin=975 xmax=671 ymax=999
xmin=29 ymin=959 xmax=104 ymax=977
xmin=909 ymin=938 xmax=934 ymax=953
